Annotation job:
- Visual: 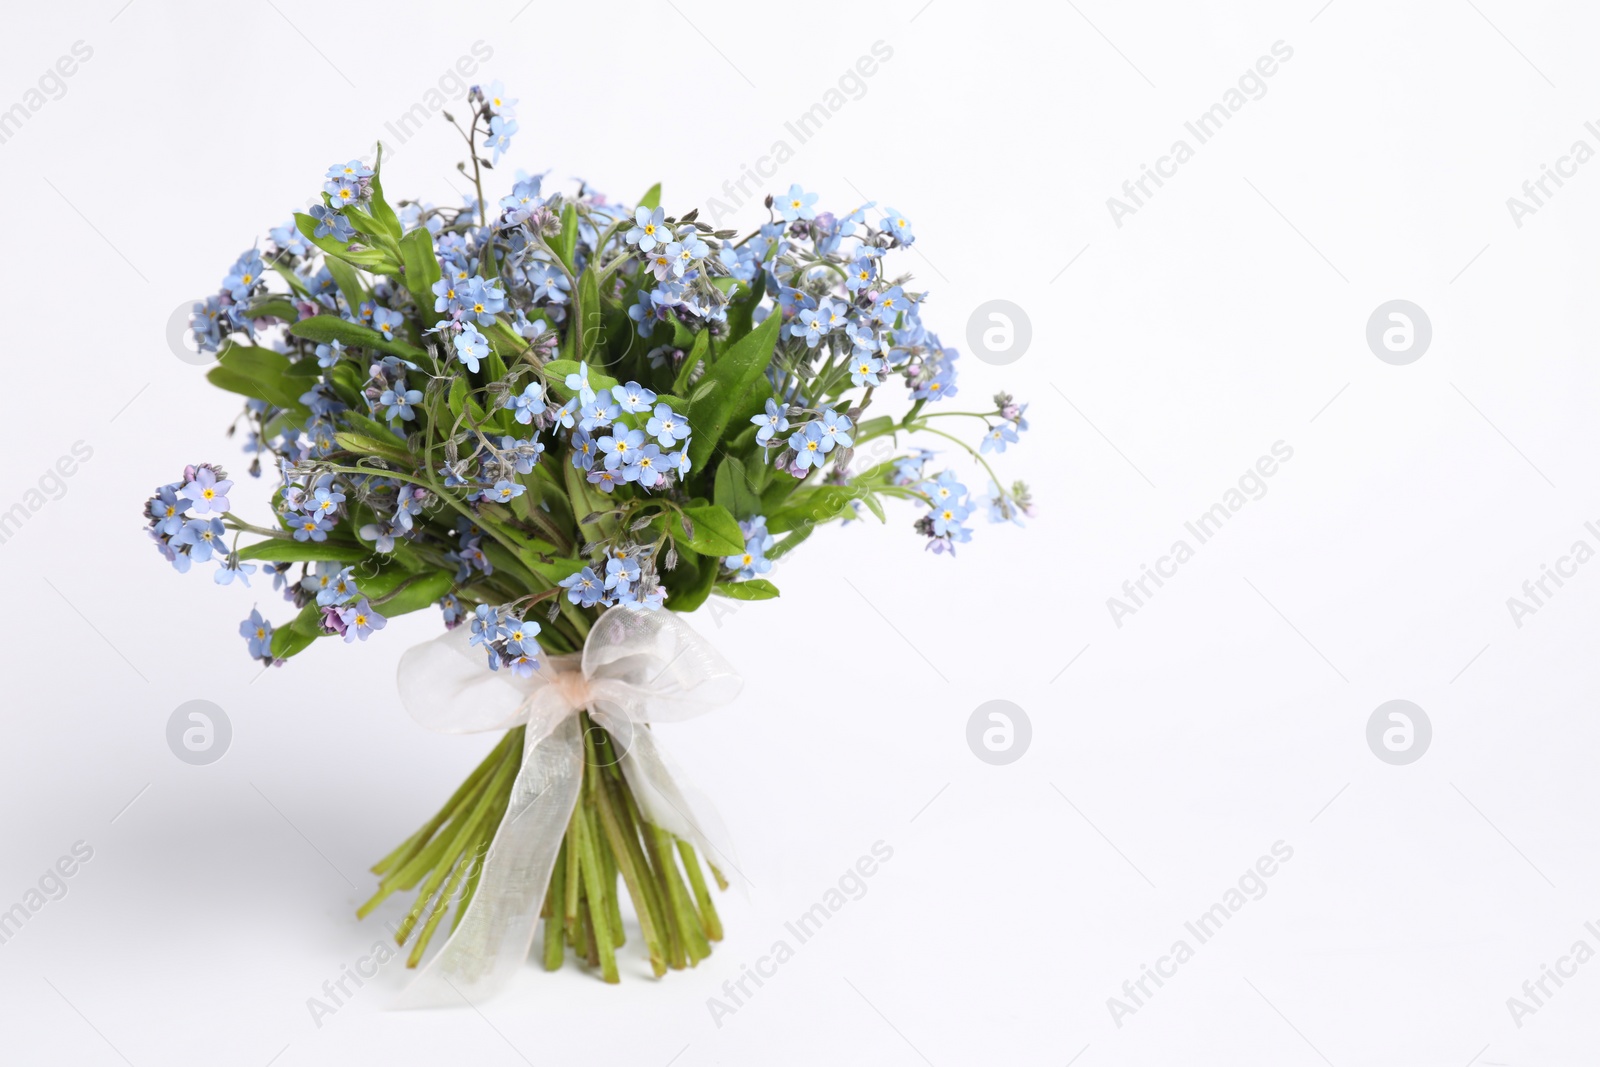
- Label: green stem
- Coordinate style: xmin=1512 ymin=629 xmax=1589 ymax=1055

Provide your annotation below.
xmin=676 ymin=840 xmax=723 ymax=942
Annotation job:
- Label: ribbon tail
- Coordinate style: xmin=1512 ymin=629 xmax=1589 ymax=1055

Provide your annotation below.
xmin=611 ymin=725 xmax=745 ymax=890
xmin=393 ymin=715 xmax=583 ymax=1009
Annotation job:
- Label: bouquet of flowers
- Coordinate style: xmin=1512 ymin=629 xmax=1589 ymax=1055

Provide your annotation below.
xmin=145 ymin=81 xmax=1031 ymax=1003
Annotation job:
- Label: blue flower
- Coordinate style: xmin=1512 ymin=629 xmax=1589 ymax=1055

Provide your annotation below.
xmin=646 ymin=404 xmax=690 ymax=448
xmin=752 ymin=398 xmax=789 ymax=447
xmin=439 ymin=594 xmax=465 ymax=628
xmin=483 ymin=115 xmax=518 ymax=162
xmin=845 ymin=256 xmax=877 ymax=292
xmin=626 ymin=206 xmax=669 ymax=252
xmin=223 ymin=251 xmax=265 ymax=301
xmin=309 ymin=205 xmax=355 ymax=242
xmin=316 ymin=566 xmax=359 ymax=606
xmin=498 ymin=613 xmax=540 ymax=656
xmin=560 ymin=566 xmax=606 ymax=607
xmin=360 ymin=520 xmax=398 ymax=553
xmin=338 ymin=598 xmax=387 ymax=642
xmin=325 ymin=177 xmax=363 ymax=208
xmin=214 ymin=554 xmax=257 ymax=587
xmin=291 ymin=513 xmax=333 ymax=542
xmin=919 ymin=470 xmax=966 ymax=505
xmin=587 ymin=467 xmax=622 ymax=493
xmin=380 ymin=383 xmax=423 ymax=422
xmin=579 ymin=394 xmax=621 ymax=433
xmin=599 ymin=428 xmax=645 ymax=470
xmin=315 ymin=340 xmax=347 ymax=368
xmin=240 ymin=609 xmax=274 ymax=659
xmin=509 ymin=382 xmax=546 ymax=424
xmin=486 ymin=479 xmax=525 ymax=504
xmin=611 ymin=381 xmax=657 ymax=414
xmin=373 ymin=307 xmax=405 ymax=342
xmin=499 ymin=177 xmax=542 ymax=222
xmin=432 ymin=277 xmax=467 ymax=314
xmin=980 ymin=422 xmax=1019 ymax=454
xmin=723 ymin=515 xmax=775 ymax=579
xmin=326 ymin=159 xmax=373 ymax=181
xmin=564 ymin=363 xmax=596 ymax=404
xmin=791 ymin=307 xmax=828 ymax=348
xmin=462 ymin=277 xmax=506 ymax=325
xmin=454 ymin=326 xmax=489 ymax=372
xmin=605 ymin=555 xmax=640 ymax=592
xmin=930 ymin=498 xmax=970 ymax=536
xmin=270 ymin=219 xmax=310 ymax=257
xmin=485 ymin=81 xmax=518 ymax=117
xmin=777 ymin=184 xmax=819 ymax=222
xmin=788 ymin=423 xmax=834 ymax=470
xmin=871 ymin=285 xmax=908 ymax=324
xmin=469 ymin=604 xmax=500 ymax=647
xmin=880 ymin=207 xmax=915 ymax=245
xmin=147 ymin=485 xmax=190 ymax=536
xmin=179 ymin=467 xmax=233 ymax=516
xmin=818 ymin=408 xmax=854 ymax=448
xmin=848 ymin=349 xmax=883 ymax=387
xmin=569 ymin=430 xmax=596 ymax=470
xmin=310 ymin=486 xmax=345 ymax=518
xmin=175 ymin=516 xmax=225 ymax=561
xmin=529 ymin=262 xmax=569 ymax=304
xmin=631 ymin=444 xmax=667 ymax=488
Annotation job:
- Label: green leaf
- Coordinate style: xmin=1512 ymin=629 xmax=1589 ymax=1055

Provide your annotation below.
xmin=557 ymin=203 xmax=579 ymax=272
xmin=766 ymin=485 xmax=857 ymax=534
xmin=289 ymin=315 xmax=427 ymax=361
xmin=638 ymin=183 xmax=662 ymax=211
xmin=294 ymin=213 xmax=398 ymax=272
xmin=270 ymin=620 xmax=319 ymax=660
xmin=367 ymin=155 xmax=404 ymax=242
xmin=673 ymin=329 xmax=710 ymax=394
xmin=235 ymin=540 xmax=371 ymax=563
xmin=575 ymin=269 xmax=604 ymax=364
xmin=687 ymin=310 xmax=782 ymax=471
xmin=725 ymin=271 xmax=764 ymax=343
xmin=340 ymin=410 xmax=408 ymax=449
xmin=766 ymin=523 xmax=812 ymax=561
xmin=711 ymin=578 xmax=779 ymax=601
xmin=209 ymin=343 xmax=309 ymax=412
xmin=713 ymin=457 xmax=761 ymax=520
xmin=668 ymin=553 xmax=720 ymax=612
xmin=681 ymin=503 xmax=744 ymax=556
xmin=371 ymin=570 xmax=454 ymax=616
xmin=522 ymin=554 xmax=587 ymax=583
xmin=242 ymin=298 xmax=299 ymax=323
xmin=334 ymin=431 xmax=415 ymax=466
xmin=398 ymin=227 xmax=441 ymax=313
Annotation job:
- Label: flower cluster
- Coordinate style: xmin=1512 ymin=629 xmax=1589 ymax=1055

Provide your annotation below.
xmin=467 ymin=603 xmax=541 ymax=676
xmin=154 ymin=81 xmax=1030 ymax=668
xmin=723 ymin=517 xmax=774 ymax=580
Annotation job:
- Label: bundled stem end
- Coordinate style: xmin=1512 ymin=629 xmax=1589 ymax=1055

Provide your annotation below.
xmin=360 ymin=715 xmax=724 ymax=982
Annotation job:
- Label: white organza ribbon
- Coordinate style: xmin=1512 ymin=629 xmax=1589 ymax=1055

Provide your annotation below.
xmin=390 ymin=605 xmax=741 ymax=1009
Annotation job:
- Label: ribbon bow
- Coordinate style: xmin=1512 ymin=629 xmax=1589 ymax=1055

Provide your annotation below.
xmin=391 ymin=605 xmax=741 ymax=1008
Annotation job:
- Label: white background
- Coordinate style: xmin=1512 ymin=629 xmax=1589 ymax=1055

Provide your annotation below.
xmin=2 ymin=1 xmax=1599 ymax=1064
